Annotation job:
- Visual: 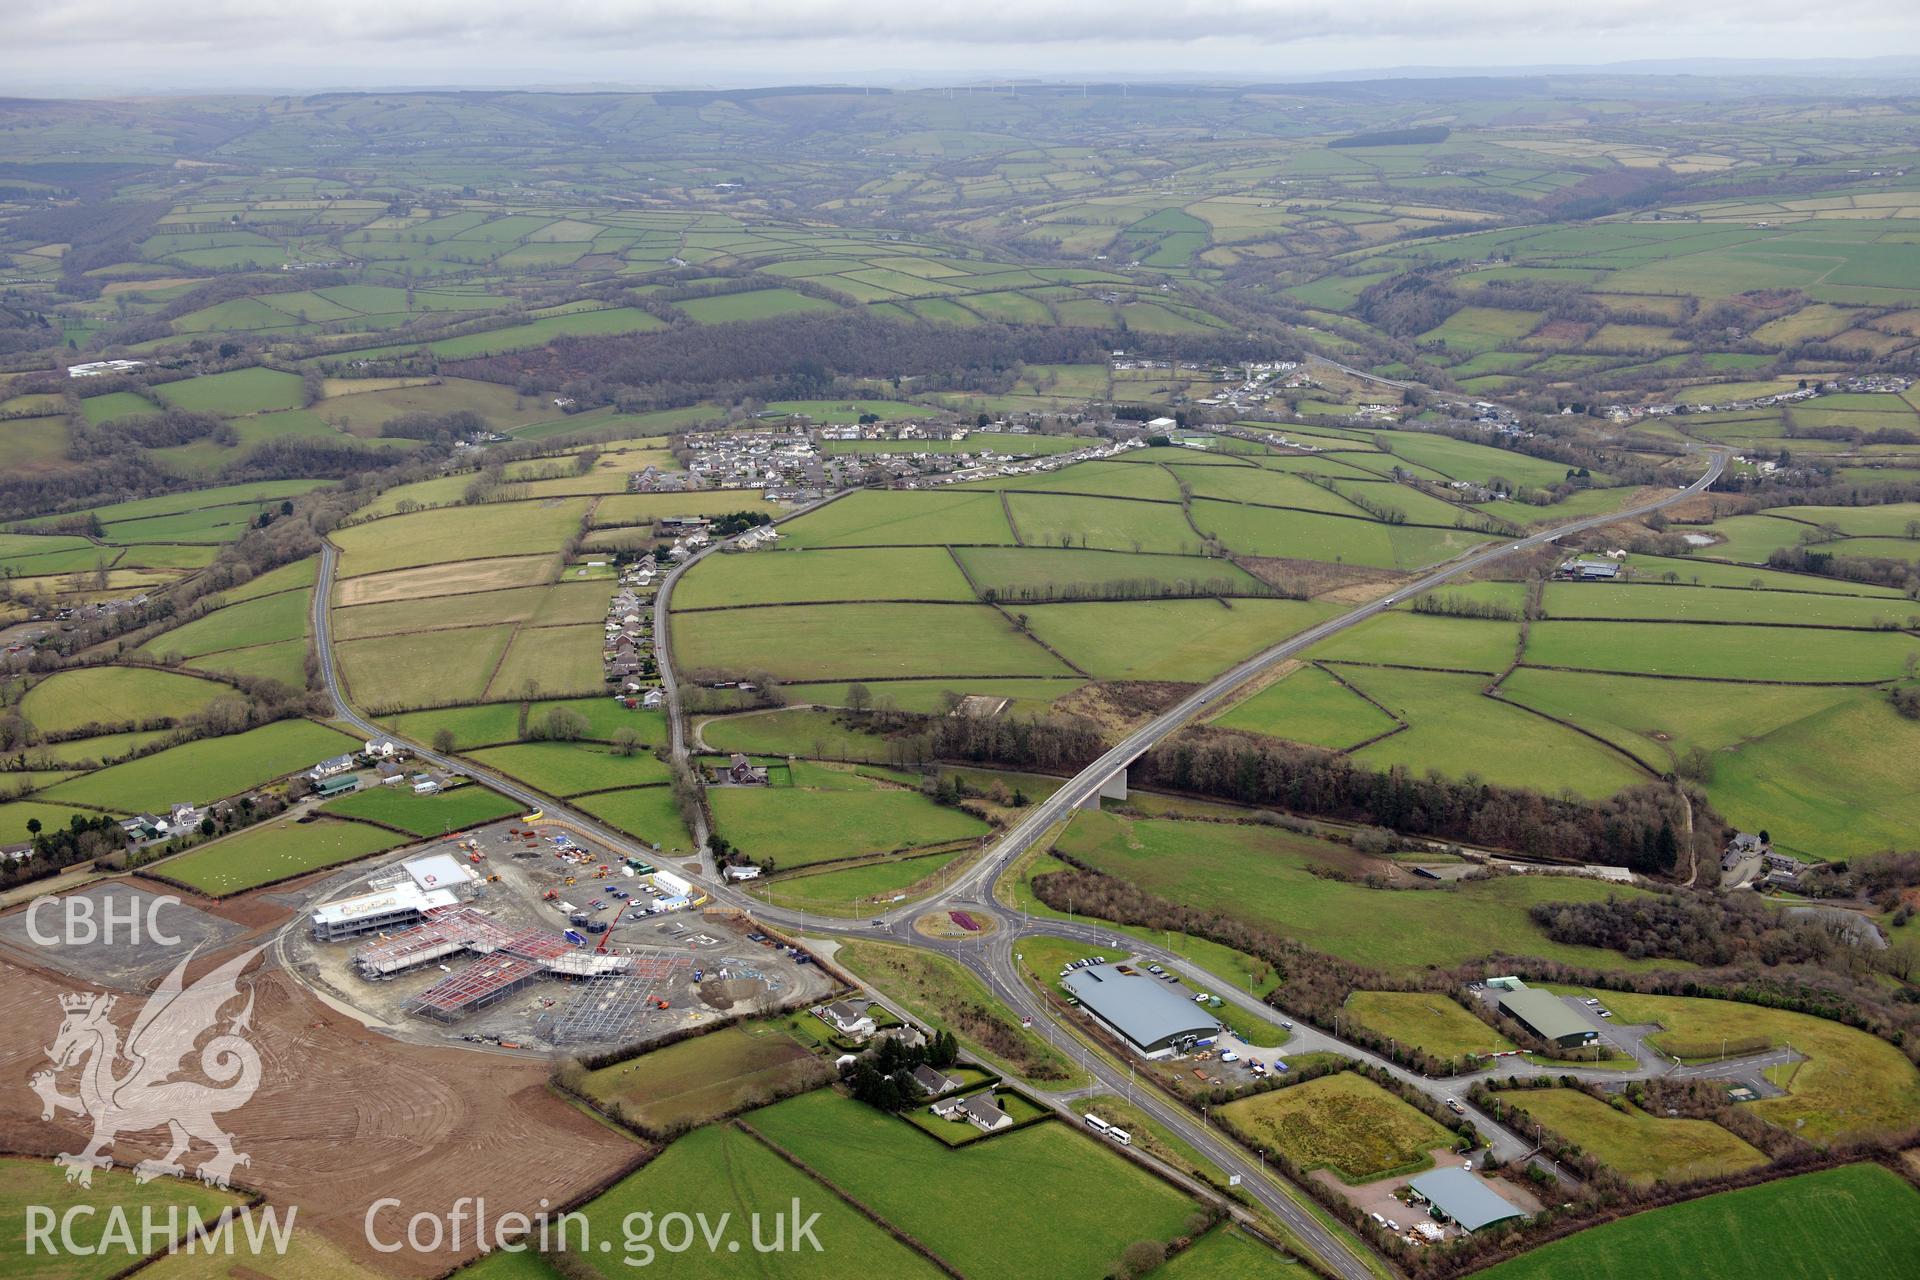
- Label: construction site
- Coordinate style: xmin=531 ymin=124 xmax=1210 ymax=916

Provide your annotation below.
xmin=282 ymin=817 xmax=833 ymax=1053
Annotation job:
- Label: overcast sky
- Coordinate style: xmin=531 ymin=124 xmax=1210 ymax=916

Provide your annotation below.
xmin=5 ymin=0 xmax=1919 ymax=94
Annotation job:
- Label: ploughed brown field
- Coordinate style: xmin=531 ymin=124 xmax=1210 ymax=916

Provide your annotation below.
xmin=0 ymin=941 xmax=640 ymax=1276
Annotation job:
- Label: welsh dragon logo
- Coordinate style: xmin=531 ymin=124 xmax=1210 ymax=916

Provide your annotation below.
xmin=29 ymin=945 xmax=265 ymax=1188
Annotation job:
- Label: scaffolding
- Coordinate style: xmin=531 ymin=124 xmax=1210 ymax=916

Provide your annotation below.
xmin=548 ymin=951 xmax=691 ymax=1044
xmin=410 ymin=955 xmax=546 ymax=1021
xmin=354 ymin=907 xmax=518 ymax=977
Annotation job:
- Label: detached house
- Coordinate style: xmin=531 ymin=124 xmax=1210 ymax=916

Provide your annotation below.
xmin=910 ymin=1064 xmax=960 ymax=1096
xmin=308 ymin=754 xmax=355 ymax=782
xmin=932 ymin=1091 xmax=1013 ymax=1133
xmin=1722 ymin=831 xmax=1769 ymax=871
xmin=815 ymin=1000 xmax=877 ymax=1040
xmin=727 ymin=753 xmax=769 ymax=785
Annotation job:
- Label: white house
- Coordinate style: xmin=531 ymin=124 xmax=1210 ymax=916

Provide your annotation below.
xmin=816 ymin=1000 xmax=877 ymax=1040
xmin=309 ymin=754 xmax=355 ymax=781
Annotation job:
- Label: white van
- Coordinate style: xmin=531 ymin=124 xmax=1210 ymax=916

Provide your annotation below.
xmin=1106 ymin=1128 xmax=1132 ymax=1146
xmin=1084 ymin=1114 xmax=1112 ymax=1133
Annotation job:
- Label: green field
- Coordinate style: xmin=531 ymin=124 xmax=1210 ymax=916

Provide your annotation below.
xmin=0 ymin=1155 xmax=246 ymax=1280
xmin=778 ymin=676 xmax=1084 ymax=716
xmin=572 ymin=1120 xmax=944 ymax=1280
xmin=674 ymin=602 xmax=1068 ymax=681
xmin=336 ymin=625 xmax=515 ymax=710
xmin=1150 ymin=1225 xmax=1314 ymax=1280
xmin=749 ymin=847 xmax=971 ymax=916
xmin=750 ymin=1090 xmax=1198 ymax=1279
xmin=1494 ymin=670 xmax=1920 ymax=855
xmin=1523 ymin=620 xmax=1920 ymax=682
xmin=698 ymin=708 xmax=893 ymax=761
xmin=1054 ymin=811 xmax=1675 ymax=971
xmin=1541 ymin=582 xmax=1919 ymax=628
xmin=465 ymin=740 xmax=671 ymax=795
xmin=776 ymin=490 xmax=1016 ymax=548
xmin=572 ymin=785 xmax=695 ymax=854
xmin=217 ymin=556 xmax=318 ymax=603
xmin=1498 ymin=1088 xmax=1765 ymax=1184
xmin=485 ymin=623 xmax=604 ymax=700
xmin=161 ymin=814 xmax=406 ymax=895
xmin=38 ymin=720 xmax=360 ymax=812
xmin=19 ymin=666 xmax=231 ymax=734
xmin=577 ymin=1020 xmax=825 ymax=1130
xmin=1476 ymin=1164 xmax=1920 ymax=1280
xmin=1342 ymin=666 xmax=1649 ymax=798
xmin=676 ymin=288 xmax=840 ymax=324
xmin=1312 ymin=611 xmax=1520 ymax=672
xmin=1562 ymin=990 xmax=1920 ymax=1140
xmin=674 ymin=546 xmax=976 ymax=607
xmin=1020 ymin=598 xmax=1339 ymax=681
xmin=1191 ymin=501 xmax=1494 ymax=568
xmin=1343 ymin=991 xmax=1517 ymax=1061
xmin=708 ymin=764 xmax=988 ymax=868
xmin=319 ymin=783 xmax=519 ymax=835
xmin=1212 ymin=663 xmax=1401 ymax=748
xmin=1004 ymin=492 xmax=1206 ymax=555
xmin=1218 ymin=1072 xmax=1456 ymax=1183
xmin=955 ymin=546 xmax=1267 ymax=599
xmin=157 ymin=367 xmax=306 ymax=415
xmin=139 ymin=589 xmax=309 ymax=660
xmin=331 ymin=499 xmax=590 ymax=577
xmin=380 ymin=698 xmax=664 ymax=750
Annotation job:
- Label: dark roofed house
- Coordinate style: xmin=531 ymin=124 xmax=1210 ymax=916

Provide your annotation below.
xmin=727 ymin=753 xmax=769 ymax=785
xmin=910 ymin=1064 xmax=961 ymax=1096
xmin=933 ymin=1091 xmax=1012 ymax=1132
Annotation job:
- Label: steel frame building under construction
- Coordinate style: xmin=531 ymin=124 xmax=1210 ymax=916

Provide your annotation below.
xmin=348 ymin=906 xmax=634 ymax=1021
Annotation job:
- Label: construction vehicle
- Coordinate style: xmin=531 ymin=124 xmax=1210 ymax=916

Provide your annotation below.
xmin=485 ymin=873 xmax=501 ymax=883
xmin=654 ymin=998 xmax=670 ymax=1010
xmin=563 ymin=875 xmax=576 ymax=886
xmin=542 ymin=889 xmax=559 ymax=901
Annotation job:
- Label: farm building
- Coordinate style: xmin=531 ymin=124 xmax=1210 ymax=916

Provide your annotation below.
xmin=1492 ymin=979 xmax=1597 ymax=1048
xmin=1062 ymin=964 xmax=1220 ymax=1058
xmin=1557 ymin=558 xmax=1620 ymax=581
xmin=1408 ymin=1168 xmax=1525 ymax=1233
xmin=314 ymin=773 xmax=360 ymax=798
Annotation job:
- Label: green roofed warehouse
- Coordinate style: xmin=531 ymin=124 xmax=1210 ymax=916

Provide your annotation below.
xmin=1493 ymin=979 xmax=1598 ymax=1049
